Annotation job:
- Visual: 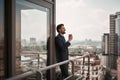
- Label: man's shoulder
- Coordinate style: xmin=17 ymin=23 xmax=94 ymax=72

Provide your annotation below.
xmin=56 ymin=34 xmax=61 ymax=38
xmin=55 ymin=34 xmax=63 ymax=41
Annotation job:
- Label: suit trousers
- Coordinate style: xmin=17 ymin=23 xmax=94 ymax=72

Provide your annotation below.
xmin=60 ymin=63 xmax=69 ymax=79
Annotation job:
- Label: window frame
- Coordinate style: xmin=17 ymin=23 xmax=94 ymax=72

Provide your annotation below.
xmin=4 ymin=0 xmax=56 ymax=79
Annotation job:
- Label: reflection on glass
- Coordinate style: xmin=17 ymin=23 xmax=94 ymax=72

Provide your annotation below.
xmin=0 ymin=0 xmax=4 ymax=42
xmin=16 ymin=0 xmax=49 ymax=73
xmin=0 ymin=0 xmax=4 ymax=79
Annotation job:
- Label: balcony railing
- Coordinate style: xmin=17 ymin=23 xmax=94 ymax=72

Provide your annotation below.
xmin=6 ymin=54 xmax=90 ymax=80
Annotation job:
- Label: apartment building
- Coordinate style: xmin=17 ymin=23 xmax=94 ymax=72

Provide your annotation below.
xmin=72 ymin=54 xmax=105 ymax=80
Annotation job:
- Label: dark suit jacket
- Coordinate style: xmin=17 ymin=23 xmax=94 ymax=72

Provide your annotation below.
xmin=55 ymin=34 xmax=71 ymax=62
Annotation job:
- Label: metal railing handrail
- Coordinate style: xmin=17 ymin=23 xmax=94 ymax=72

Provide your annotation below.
xmin=6 ymin=71 xmax=37 ymax=80
xmin=6 ymin=54 xmax=89 ymax=80
xmin=39 ymin=54 xmax=88 ymax=71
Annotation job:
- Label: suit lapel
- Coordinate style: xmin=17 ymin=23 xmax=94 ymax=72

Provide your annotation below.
xmin=59 ymin=34 xmax=66 ymax=42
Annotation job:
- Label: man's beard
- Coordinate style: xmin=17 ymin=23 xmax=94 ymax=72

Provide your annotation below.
xmin=62 ymin=32 xmax=65 ymax=34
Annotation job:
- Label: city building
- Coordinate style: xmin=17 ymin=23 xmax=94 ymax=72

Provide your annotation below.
xmin=117 ymin=58 xmax=120 ymax=80
xmin=116 ymin=12 xmax=120 ymax=80
xmin=102 ymin=33 xmax=109 ymax=55
xmin=109 ymin=13 xmax=118 ymax=70
xmin=100 ymin=55 xmax=108 ymax=69
xmin=109 ymin=14 xmax=116 ymax=70
xmin=101 ymin=12 xmax=120 ymax=79
xmin=80 ymin=54 xmax=104 ymax=80
xmin=71 ymin=53 xmax=105 ymax=80
xmin=21 ymin=39 xmax=28 ymax=46
xmin=29 ymin=37 xmax=37 ymax=46
xmin=101 ymin=33 xmax=109 ymax=68
xmin=115 ymin=12 xmax=120 ymax=57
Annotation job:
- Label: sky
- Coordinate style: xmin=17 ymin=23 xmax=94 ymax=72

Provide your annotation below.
xmin=21 ymin=9 xmax=47 ymax=41
xmin=56 ymin=0 xmax=120 ymax=41
xmin=18 ymin=0 xmax=49 ymax=42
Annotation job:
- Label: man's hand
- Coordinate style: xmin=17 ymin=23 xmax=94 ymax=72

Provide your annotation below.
xmin=68 ymin=34 xmax=73 ymax=42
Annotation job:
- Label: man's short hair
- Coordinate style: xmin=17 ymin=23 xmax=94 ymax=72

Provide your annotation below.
xmin=57 ymin=24 xmax=64 ymax=33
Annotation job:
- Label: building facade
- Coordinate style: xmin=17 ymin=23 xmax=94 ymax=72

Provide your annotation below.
xmin=117 ymin=58 xmax=120 ymax=80
xmin=109 ymin=14 xmax=118 ymax=70
xmin=80 ymin=54 xmax=104 ymax=80
xmin=102 ymin=33 xmax=109 ymax=55
xmin=115 ymin=12 xmax=120 ymax=57
xmin=102 ymin=33 xmax=109 ymax=68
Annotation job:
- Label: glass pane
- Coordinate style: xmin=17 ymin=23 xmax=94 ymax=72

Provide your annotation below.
xmin=0 ymin=0 xmax=4 ymax=42
xmin=0 ymin=0 xmax=5 ymax=79
xmin=16 ymin=0 xmax=50 ymax=74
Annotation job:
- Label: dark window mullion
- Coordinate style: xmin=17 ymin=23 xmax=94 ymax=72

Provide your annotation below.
xmin=4 ymin=0 xmax=16 ymax=78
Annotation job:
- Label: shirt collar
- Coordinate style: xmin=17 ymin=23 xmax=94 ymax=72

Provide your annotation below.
xmin=59 ymin=33 xmax=64 ymax=36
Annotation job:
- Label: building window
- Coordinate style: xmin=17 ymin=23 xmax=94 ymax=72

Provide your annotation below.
xmin=16 ymin=0 xmax=50 ymax=73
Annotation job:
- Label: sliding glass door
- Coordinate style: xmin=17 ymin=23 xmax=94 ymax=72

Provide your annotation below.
xmin=16 ymin=0 xmax=50 ymax=73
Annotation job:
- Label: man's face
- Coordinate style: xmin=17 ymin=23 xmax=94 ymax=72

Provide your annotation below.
xmin=59 ymin=26 xmax=66 ymax=34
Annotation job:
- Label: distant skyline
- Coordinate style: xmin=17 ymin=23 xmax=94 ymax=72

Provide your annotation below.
xmin=56 ymin=0 xmax=120 ymax=41
xmin=21 ymin=9 xmax=48 ymax=41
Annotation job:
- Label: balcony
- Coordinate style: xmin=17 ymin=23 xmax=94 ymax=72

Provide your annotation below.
xmin=6 ymin=54 xmax=90 ymax=80
xmin=6 ymin=53 xmax=105 ymax=80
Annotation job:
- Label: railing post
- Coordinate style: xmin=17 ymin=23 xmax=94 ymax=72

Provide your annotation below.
xmin=83 ymin=57 xmax=85 ymax=75
xmin=38 ymin=53 xmax=40 ymax=69
xmin=71 ymin=61 xmax=74 ymax=76
xmin=36 ymin=71 xmax=42 ymax=80
xmin=6 ymin=55 xmax=89 ymax=80
xmin=87 ymin=55 xmax=90 ymax=80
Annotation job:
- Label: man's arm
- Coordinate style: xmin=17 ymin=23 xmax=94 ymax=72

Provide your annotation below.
xmin=55 ymin=37 xmax=70 ymax=51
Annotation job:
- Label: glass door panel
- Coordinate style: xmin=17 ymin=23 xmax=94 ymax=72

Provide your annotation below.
xmin=16 ymin=0 xmax=50 ymax=73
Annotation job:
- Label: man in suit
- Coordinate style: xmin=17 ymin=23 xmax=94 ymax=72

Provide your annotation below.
xmin=55 ymin=24 xmax=73 ymax=79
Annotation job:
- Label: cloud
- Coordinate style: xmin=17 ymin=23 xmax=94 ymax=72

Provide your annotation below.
xmin=21 ymin=10 xmax=47 ymax=40
xmin=56 ymin=0 xmax=111 ymax=41
xmin=57 ymin=0 xmax=86 ymax=8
